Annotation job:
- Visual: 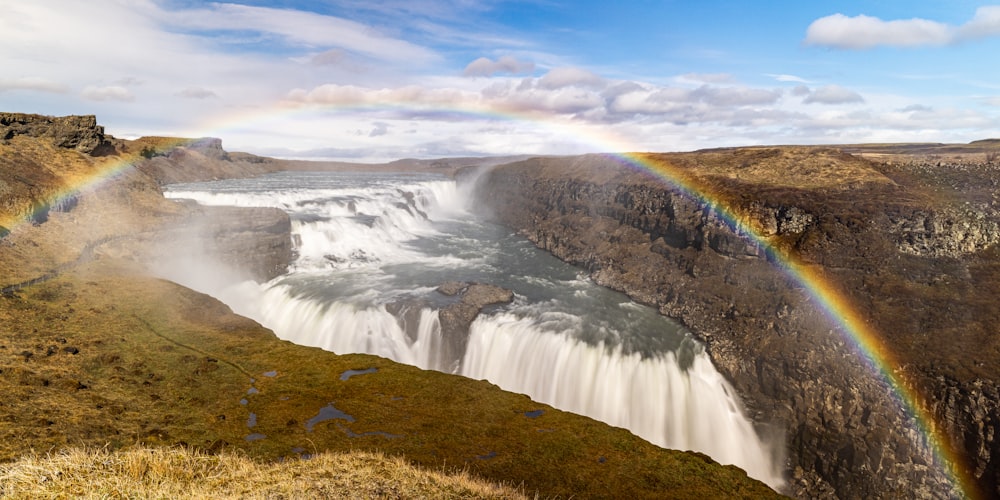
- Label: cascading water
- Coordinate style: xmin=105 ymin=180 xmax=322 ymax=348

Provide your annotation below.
xmin=163 ymin=170 xmax=786 ymax=488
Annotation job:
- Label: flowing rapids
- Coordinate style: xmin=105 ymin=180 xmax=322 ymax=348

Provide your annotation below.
xmin=163 ymin=170 xmax=785 ymax=488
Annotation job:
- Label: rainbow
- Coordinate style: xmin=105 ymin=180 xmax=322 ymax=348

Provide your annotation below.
xmin=1 ymin=104 xmax=974 ymax=496
xmin=614 ymin=152 xmax=973 ymax=498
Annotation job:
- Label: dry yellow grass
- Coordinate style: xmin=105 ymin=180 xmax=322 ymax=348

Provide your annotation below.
xmin=0 ymin=446 xmax=528 ymax=499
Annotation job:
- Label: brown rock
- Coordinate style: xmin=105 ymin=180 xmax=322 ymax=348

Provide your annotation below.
xmin=0 ymin=113 xmax=112 ymax=155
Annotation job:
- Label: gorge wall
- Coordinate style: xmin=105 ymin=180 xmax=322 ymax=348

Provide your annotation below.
xmin=472 ymin=150 xmax=1000 ymax=499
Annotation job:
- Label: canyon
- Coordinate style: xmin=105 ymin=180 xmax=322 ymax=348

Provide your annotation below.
xmin=4 ymin=112 xmax=1000 ymax=498
xmin=0 ymin=114 xmax=777 ymax=499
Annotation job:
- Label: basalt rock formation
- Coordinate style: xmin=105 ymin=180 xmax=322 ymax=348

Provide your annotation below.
xmin=385 ymin=282 xmax=515 ymax=372
xmin=1 ymin=113 xmax=113 ymax=155
xmin=436 ymin=282 xmax=515 ymax=365
xmin=473 ymin=148 xmax=1000 ymax=499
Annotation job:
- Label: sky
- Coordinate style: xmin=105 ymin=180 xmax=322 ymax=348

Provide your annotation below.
xmin=3 ymin=0 xmax=1000 ymax=162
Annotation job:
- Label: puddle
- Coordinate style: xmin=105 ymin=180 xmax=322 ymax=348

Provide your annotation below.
xmin=305 ymin=402 xmax=355 ymax=432
xmin=524 ymin=409 xmax=544 ymax=419
xmin=239 ymin=398 xmax=248 ymax=406
xmin=476 ymin=451 xmax=497 ymax=460
xmin=247 ymin=412 xmax=257 ymax=428
xmin=245 ymin=433 xmax=266 ymax=442
xmin=263 ymin=370 xmax=278 ymax=377
xmin=339 ymin=367 xmax=377 ymax=381
xmin=247 ymin=387 xmax=259 ymax=395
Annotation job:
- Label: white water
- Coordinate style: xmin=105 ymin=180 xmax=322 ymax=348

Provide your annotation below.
xmin=163 ymin=171 xmax=785 ymax=488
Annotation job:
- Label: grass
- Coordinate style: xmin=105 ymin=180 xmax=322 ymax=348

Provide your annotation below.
xmin=0 ymin=446 xmax=526 ymax=499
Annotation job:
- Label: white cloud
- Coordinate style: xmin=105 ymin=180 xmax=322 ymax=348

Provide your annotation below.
xmin=806 ymin=7 xmax=1000 ymax=49
xmin=0 ymin=76 xmax=68 ymax=93
xmin=310 ymin=49 xmax=349 ymax=66
xmin=538 ymin=67 xmax=606 ymax=89
xmin=605 ymin=84 xmax=781 ymax=116
xmin=899 ymin=104 xmax=933 ymax=113
xmin=691 ymin=85 xmax=781 ymax=106
xmin=678 ymin=73 xmax=735 ymax=84
xmin=175 ymin=87 xmax=219 ymax=99
xmin=769 ymin=74 xmax=813 ymax=84
xmin=802 ymin=85 xmax=865 ymax=105
xmin=115 ymin=77 xmax=144 ymax=86
xmin=165 ymin=3 xmax=438 ymax=64
xmin=804 ymin=13 xmax=951 ymax=49
xmin=81 ymin=85 xmax=135 ymax=102
xmin=286 ymin=84 xmax=477 ymax=110
xmin=791 ymin=85 xmax=811 ymax=97
xmin=369 ymin=122 xmax=389 ymax=137
xmin=957 ymin=6 xmax=1000 ymax=39
xmin=463 ymin=56 xmax=536 ymax=77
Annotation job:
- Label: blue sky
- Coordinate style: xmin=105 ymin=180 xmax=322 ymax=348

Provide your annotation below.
xmin=3 ymin=1 xmax=1000 ymax=161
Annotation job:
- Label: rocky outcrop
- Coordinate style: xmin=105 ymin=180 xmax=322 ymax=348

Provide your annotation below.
xmin=1 ymin=113 xmax=113 ymax=155
xmin=134 ymin=137 xmax=282 ymax=185
xmin=888 ymin=206 xmax=1000 ymax=257
xmin=474 ymin=152 xmax=998 ymax=499
xmin=203 ymin=206 xmax=292 ymax=282
xmin=385 ymin=282 xmax=515 ymax=372
xmin=436 ymin=282 xmax=515 ymax=363
xmin=157 ymin=204 xmax=293 ymax=282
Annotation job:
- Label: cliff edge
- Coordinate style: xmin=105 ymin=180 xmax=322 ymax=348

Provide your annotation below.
xmin=474 ymin=147 xmax=1000 ymax=499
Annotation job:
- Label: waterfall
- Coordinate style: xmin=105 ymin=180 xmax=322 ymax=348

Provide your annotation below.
xmin=161 ymin=171 xmax=786 ymax=489
xmin=461 ymin=312 xmax=784 ymax=487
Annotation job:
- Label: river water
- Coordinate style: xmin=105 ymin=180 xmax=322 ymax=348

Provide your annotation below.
xmin=163 ymin=170 xmax=784 ymax=488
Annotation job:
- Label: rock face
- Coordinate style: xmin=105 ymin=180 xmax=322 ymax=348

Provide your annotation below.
xmin=134 ymin=137 xmax=282 ymax=185
xmin=436 ymin=282 xmax=515 ymax=364
xmin=385 ymin=282 xmax=515 ymax=372
xmin=0 ymin=113 xmax=112 ymax=155
xmin=473 ymin=152 xmax=1000 ymax=499
xmin=152 ymin=204 xmax=293 ymax=283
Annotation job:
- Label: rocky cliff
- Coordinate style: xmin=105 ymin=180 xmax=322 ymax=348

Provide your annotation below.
xmin=130 ymin=136 xmax=283 ymax=185
xmin=1 ymin=113 xmax=113 ymax=155
xmin=473 ymin=149 xmax=1000 ymax=499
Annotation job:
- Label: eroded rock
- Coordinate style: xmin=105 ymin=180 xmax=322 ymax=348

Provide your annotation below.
xmin=0 ymin=113 xmax=112 ymax=155
xmin=473 ymin=152 xmax=995 ymax=499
